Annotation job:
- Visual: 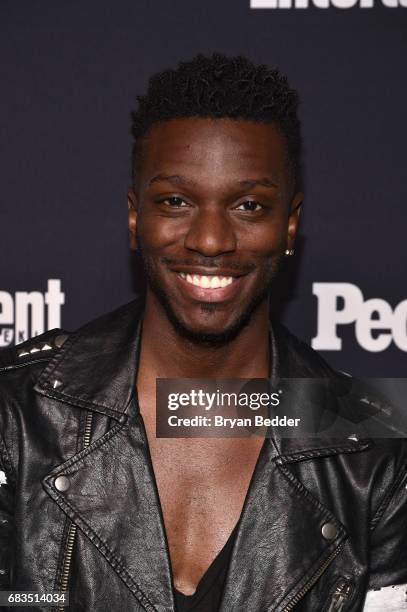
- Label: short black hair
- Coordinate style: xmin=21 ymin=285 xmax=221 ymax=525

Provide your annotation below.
xmin=131 ymin=53 xmax=301 ymax=187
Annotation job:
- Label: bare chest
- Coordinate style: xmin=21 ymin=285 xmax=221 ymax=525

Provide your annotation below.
xmin=141 ymin=401 xmax=264 ymax=594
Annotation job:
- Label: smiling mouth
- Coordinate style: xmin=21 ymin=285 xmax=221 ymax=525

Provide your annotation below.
xmin=177 ymin=272 xmax=235 ymax=289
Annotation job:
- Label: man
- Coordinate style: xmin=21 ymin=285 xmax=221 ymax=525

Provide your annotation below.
xmin=0 ymin=54 xmax=406 ymax=612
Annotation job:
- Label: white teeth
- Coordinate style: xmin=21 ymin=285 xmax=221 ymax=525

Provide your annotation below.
xmin=178 ymin=273 xmax=234 ymax=289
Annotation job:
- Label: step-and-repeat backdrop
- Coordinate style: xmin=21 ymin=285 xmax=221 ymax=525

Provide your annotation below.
xmin=1 ymin=0 xmax=406 ymax=376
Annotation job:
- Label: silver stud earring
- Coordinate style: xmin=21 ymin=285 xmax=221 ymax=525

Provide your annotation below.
xmin=285 ymin=249 xmax=295 ymax=256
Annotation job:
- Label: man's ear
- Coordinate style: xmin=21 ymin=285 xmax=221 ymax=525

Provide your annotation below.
xmin=286 ymin=191 xmax=304 ymax=251
xmin=127 ymin=188 xmax=138 ymax=251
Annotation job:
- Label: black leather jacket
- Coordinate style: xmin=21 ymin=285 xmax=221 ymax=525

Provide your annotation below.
xmin=1 ymin=299 xmax=406 ymax=611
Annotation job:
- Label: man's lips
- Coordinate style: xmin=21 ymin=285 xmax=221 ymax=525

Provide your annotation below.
xmin=169 ymin=265 xmax=249 ymax=278
xmin=170 ymin=268 xmax=249 ymax=303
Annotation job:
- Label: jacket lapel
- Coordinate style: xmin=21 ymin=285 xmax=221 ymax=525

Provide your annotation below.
xmin=219 ymin=438 xmax=348 ymax=612
xmin=36 ymin=299 xmax=175 ymax=611
xmin=42 ymin=402 xmax=175 ymax=612
xmin=219 ymin=322 xmax=370 ymax=611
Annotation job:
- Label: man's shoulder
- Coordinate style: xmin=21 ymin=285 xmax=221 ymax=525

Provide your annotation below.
xmin=0 ymin=330 xmax=72 ymax=436
xmin=0 ymin=330 xmax=70 ymax=375
xmin=0 ymin=298 xmax=144 ymax=425
xmin=274 ymin=322 xmax=407 ymax=442
xmin=0 ymin=298 xmax=144 ymax=378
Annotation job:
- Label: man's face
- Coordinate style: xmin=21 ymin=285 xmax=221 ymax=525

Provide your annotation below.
xmin=128 ymin=118 xmax=303 ymax=342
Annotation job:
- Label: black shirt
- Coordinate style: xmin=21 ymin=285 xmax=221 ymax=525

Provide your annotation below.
xmin=173 ymin=523 xmax=239 ymax=612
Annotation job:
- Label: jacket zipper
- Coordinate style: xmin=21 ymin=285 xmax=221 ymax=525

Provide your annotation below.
xmin=57 ymin=411 xmax=94 ymax=612
xmin=326 ymin=579 xmax=353 ymax=612
xmin=282 ymin=544 xmax=343 ymax=611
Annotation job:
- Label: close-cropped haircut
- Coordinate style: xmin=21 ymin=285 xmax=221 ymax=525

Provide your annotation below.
xmin=131 ymin=53 xmax=301 ymax=188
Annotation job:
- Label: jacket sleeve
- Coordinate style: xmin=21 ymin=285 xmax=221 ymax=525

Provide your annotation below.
xmin=368 ymin=442 xmax=407 ymax=590
xmin=0 ymin=430 xmax=14 ymax=591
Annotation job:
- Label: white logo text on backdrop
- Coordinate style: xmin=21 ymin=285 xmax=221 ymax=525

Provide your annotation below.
xmin=0 ymin=279 xmax=65 ymax=347
xmin=251 ymin=0 xmax=406 ymax=8
xmin=312 ymin=282 xmax=407 ymax=352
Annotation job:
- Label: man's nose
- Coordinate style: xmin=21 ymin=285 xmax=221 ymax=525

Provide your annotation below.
xmin=184 ymin=206 xmax=237 ymax=256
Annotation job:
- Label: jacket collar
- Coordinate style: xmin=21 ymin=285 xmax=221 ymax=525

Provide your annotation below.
xmin=269 ymin=322 xmax=372 ymax=458
xmin=35 ymin=299 xmax=145 ymax=421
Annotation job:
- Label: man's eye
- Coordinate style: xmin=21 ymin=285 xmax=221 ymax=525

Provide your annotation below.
xmin=235 ymin=200 xmax=264 ymax=212
xmin=163 ymin=197 xmax=188 ymax=208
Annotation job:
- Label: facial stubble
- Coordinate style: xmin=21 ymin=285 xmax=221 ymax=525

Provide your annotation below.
xmin=136 ymin=232 xmax=284 ymax=346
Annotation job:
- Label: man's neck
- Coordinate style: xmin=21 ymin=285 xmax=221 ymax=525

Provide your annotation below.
xmin=137 ymin=295 xmax=271 ymax=380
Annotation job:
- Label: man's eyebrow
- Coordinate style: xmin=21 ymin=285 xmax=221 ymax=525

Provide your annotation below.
xmin=238 ymin=177 xmax=279 ymax=189
xmin=148 ymin=174 xmax=195 ymax=187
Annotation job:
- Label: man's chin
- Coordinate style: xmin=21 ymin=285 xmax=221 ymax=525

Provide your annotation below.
xmin=161 ymin=299 xmax=265 ymax=346
xmin=169 ymin=318 xmax=249 ymax=346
